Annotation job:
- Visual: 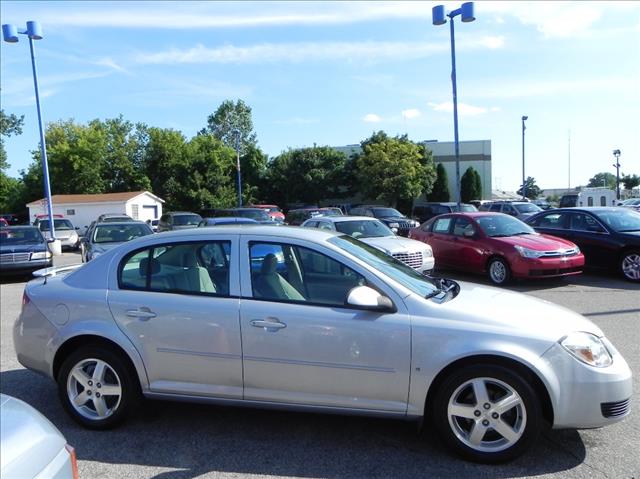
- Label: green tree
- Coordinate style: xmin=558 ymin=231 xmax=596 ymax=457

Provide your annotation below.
xmin=0 ymin=110 xmax=24 ymax=171
xmin=202 ymin=99 xmax=257 ymax=151
xmin=239 ymin=144 xmax=269 ymax=204
xmin=428 ymin=163 xmax=450 ymax=201
xmin=460 ymin=167 xmax=482 ymax=203
xmin=264 ymin=146 xmax=348 ymax=206
xmin=621 ymin=174 xmax=640 ymax=191
xmin=516 ymin=176 xmax=541 ymax=200
xmin=354 ymin=131 xmax=436 ymax=207
xmin=587 ymin=172 xmax=616 ymax=189
xmin=473 ymin=169 xmax=483 ymax=199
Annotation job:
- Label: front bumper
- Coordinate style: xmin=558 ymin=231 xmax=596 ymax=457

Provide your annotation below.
xmin=511 ymin=254 xmax=585 ymax=279
xmin=542 ymin=341 xmax=632 ymax=429
xmin=0 ymin=259 xmax=53 ymax=275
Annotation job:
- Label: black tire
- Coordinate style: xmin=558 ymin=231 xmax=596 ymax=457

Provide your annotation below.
xmin=487 ymin=257 xmax=511 ymax=286
xmin=620 ymin=250 xmax=640 ymax=282
xmin=432 ymin=364 xmax=542 ymax=464
xmin=57 ymin=345 xmax=140 ymax=429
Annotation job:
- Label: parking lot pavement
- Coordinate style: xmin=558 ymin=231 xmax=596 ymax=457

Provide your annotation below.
xmin=1 ymin=252 xmax=638 ymax=478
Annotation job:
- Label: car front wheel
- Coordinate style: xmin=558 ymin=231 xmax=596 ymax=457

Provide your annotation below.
xmin=487 ymin=257 xmax=511 ymax=285
xmin=620 ymin=250 xmax=640 ymax=282
xmin=58 ymin=345 xmax=140 ymax=429
xmin=433 ymin=364 xmax=542 ymax=463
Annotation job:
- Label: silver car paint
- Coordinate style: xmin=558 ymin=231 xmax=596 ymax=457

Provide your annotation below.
xmin=14 ymin=226 xmax=632 ymax=429
xmin=0 ymin=394 xmax=74 ymax=479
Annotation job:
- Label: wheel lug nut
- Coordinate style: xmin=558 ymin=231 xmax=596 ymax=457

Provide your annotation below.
xmin=96 ymin=392 xmax=101 ymax=398
xmin=492 ymin=412 xmax=499 ymax=419
xmin=87 ymin=390 xmax=92 ymax=395
xmin=88 ymin=381 xmax=93 ymax=386
xmin=474 ymin=410 xmax=481 ymax=417
xmin=483 ymin=403 xmax=491 ymax=410
xmin=482 ymin=419 xmax=490 ymax=426
xmin=97 ymin=383 xmax=101 ymax=388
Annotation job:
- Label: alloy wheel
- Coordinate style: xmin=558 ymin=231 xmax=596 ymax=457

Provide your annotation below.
xmin=489 ymin=260 xmax=508 ymax=284
xmin=621 ymin=253 xmax=640 ymax=281
xmin=66 ymin=358 xmax=122 ymax=420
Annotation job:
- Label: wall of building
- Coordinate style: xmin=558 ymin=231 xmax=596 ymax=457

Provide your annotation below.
xmin=126 ymin=196 xmax=163 ymax=222
xmin=27 ymin=201 xmax=127 ymax=233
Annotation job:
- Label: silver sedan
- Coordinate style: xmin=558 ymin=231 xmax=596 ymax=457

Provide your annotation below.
xmin=14 ymin=225 xmax=631 ymax=463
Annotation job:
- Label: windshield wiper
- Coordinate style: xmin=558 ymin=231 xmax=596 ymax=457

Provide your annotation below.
xmin=425 ymin=289 xmax=444 ymax=299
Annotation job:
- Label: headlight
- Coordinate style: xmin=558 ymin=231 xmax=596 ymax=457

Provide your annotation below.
xmin=31 ymin=251 xmax=52 ymax=260
xmin=423 ymin=248 xmax=433 ymax=257
xmin=560 ymin=332 xmax=612 ymax=367
xmin=514 ymin=245 xmax=545 ymax=258
xmin=389 ymin=222 xmax=400 ymax=229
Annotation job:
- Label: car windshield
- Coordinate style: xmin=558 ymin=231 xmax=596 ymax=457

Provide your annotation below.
xmin=266 ymin=207 xmax=281 ymax=213
xmin=329 ymin=235 xmax=438 ymax=297
xmin=93 ymin=224 xmax=151 ymax=243
xmin=38 ymin=219 xmax=74 ymax=231
xmin=458 ymin=205 xmax=478 ymax=212
xmin=237 ymin=209 xmax=270 ymax=221
xmin=102 ymin=216 xmax=131 ymax=222
xmin=476 ymin=215 xmax=535 ymax=237
xmin=595 ymin=209 xmax=640 ymax=232
xmin=322 ymin=208 xmax=344 ymax=216
xmin=371 ymin=208 xmax=403 ymax=218
xmin=514 ymin=203 xmax=542 ymax=213
xmin=334 ymin=220 xmax=394 ymax=238
xmin=0 ymin=227 xmax=44 ymax=244
xmin=173 ymin=214 xmax=202 ymax=225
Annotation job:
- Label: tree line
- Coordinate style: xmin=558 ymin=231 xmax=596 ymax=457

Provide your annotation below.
xmin=2 ymin=101 xmax=479 ymax=216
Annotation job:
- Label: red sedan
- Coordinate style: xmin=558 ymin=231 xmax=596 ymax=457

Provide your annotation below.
xmin=409 ymin=212 xmax=585 ymax=285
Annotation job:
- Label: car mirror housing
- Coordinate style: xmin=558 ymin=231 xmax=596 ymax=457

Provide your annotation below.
xmin=346 ymin=286 xmax=395 ymax=312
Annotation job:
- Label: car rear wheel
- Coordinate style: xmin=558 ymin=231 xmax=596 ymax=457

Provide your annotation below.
xmin=488 ymin=258 xmax=510 ymax=285
xmin=433 ymin=364 xmax=541 ymax=463
xmin=58 ymin=345 xmax=139 ymax=429
xmin=620 ymin=250 xmax=640 ymax=282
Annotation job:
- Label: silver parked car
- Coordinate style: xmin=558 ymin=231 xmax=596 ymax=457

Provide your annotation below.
xmin=301 ymin=216 xmax=434 ymax=273
xmin=80 ymin=221 xmax=153 ymax=262
xmin=15 ymin=226 xmax=631 ymax=463
xmin=1 ymin=394 xmax=78 ymax=478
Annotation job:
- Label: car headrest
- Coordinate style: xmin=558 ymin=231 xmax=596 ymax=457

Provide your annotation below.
xmin=261 ymin=253 xmax=278 ymax=275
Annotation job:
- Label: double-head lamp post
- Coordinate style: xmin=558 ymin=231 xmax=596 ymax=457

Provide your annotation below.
xmin=2 ymin=21 xmax=56 ymax=241
xmin=432 ymin=2 xmax=476 ymax=209
xmin=522 ymin=116 xmax=528 ymax=200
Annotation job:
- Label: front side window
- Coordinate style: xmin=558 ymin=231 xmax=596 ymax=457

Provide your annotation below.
xmin=249 ymin=242 xmax=365 ymax=306
xmin=533 ymin=213 xmax=565 ymax=229
xmin=119 ymin=241 xmax=230 ymax=295
xmin=569 ymin=213 xmax=603 ymax=232
xmin=452 ymin=217 xmax=476 ymax=237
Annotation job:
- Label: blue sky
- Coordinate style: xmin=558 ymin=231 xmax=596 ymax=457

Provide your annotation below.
xmin=1 ymin=1 xmax=639 ymax=192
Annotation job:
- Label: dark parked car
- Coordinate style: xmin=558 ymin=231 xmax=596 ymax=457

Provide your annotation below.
xmin=157 ymin=212 xmax=202 ymax=232
xmin=348 ymin=205 xmax=419 ymax=236
xmin=0 ymin=226 xmax=53 ymax=276
xmin=478 ymin=201 xmax=542 ymax=221
xmin=526 ymin=207 xmax=640 ymax=282
xmin=201 ymin=208 xmax=274 ymax=224
xmin=409 ymin=212 xmax=584 ymax=285
xmin=412 ymin=202 xmax=477 ymax=224
xmin=198 ymin=217 xmax=259 ymax=227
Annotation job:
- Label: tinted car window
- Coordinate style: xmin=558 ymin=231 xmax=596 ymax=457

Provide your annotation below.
xmin=569 ymin=213 xmax=604 ymax=232
xmin=489 ymin=204 xmax=502 ymax=212
xmin=532 ymin=213 xmax=565 ymax=229
xmin=452 ymin=217 xmax=475 ymax=237
xmin=172 ymin=214 xmax=202 ymax=226
xmin=514 ymin=204 xmax=541 ymax=213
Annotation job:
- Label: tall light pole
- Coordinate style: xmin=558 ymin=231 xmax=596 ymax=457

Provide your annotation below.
xmin=2 ymin=21 xmax=58 ymax=248
xmin=613 ymin=149 xmax=621 ymax=200
xmin=522 ymin=116 xmax=528 ymax=200
xmin=432 ymin=2 xmax=476 ymax=209
xmin=233 ymin=128 xmax=243 ymax=207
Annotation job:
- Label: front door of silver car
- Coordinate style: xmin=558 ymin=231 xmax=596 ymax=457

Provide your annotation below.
xmin=108 ymin=239 xmax=243 ymax=398
xmin=238 ymin=237 xmax=411 ymax=412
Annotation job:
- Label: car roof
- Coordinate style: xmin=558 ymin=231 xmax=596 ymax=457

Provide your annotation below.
xmin=307 ymin=216 xmax=379 ymax=223
xmin=138 ymin=225 xmax=339 ymax=242
xmin=95 ymin=221 xmax=148 ymax=226
xmin=169 ymin=211 xmax=200 ymax=215
xmin=536 ymin=207 xmax=622 ymax=213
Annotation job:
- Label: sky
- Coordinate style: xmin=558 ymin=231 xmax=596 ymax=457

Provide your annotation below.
xmin=1 ymin=1 xmax=639 ymax=192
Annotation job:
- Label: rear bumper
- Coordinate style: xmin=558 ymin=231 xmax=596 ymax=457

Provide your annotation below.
xmin=511 ymin=254 xmax=585 ymax=278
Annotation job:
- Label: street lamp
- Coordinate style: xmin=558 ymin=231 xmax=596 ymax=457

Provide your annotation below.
xmin=432 ymin=2 xmax=476 ymax=209
xmin=522 ymin=115 xmax=528 ymax=200
xmin=613 ymin=149 xmax=621 ymax=200
xmin=2 ymin=21 xmax=59 ymax=252
xmin=233 ymin=128 xmax=243 ymax=207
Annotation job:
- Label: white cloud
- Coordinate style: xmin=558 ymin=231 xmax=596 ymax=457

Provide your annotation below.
xmin=94 ymin=57 xmax=128 ymax=73
xmin=135 ymin=37 xmax=502 ymax=65
xmin=363 ymin=113 xmax=382 ymax=123
xmin=401 ymin=109 xmax=422 ymax=119
xmin=428 ymin=102 xmax=488 ymax=116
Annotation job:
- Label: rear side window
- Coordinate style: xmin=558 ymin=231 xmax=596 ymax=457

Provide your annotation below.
xmin=490 ymin=204 xmax=502 ymax=212
xmin=119 ymin=241 xmax=231 ymax=296
xmin=433 ymin=217 xmax=452 ymax=234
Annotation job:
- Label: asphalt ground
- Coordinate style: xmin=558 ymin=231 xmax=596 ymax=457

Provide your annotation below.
xmin=1 ymin=251 xmax=638 ymax=479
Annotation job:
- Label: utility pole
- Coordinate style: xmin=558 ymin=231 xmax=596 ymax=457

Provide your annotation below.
xmin=613 ymin=149 xmax=621 ymax=200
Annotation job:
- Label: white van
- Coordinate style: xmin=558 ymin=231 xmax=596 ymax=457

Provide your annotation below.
xmin=560 ymin=188 xmax=616 ymax=208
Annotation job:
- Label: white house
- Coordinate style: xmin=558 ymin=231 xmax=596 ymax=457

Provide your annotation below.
xmin=27 ymin=191 xmax=164 ymax=233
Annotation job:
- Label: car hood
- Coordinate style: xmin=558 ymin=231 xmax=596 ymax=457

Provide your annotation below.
xmin=0 ymin=243 xmax=47 ymax=254
xmin=0 ymin=394 xmax=66 ymax=477
xmin=423 ymin=281 xmax=602 ymax=340
xmin=491 ymin=233 xmax=576 ymax=251
xmin=362 ymin=235 xmax=430 ymax=254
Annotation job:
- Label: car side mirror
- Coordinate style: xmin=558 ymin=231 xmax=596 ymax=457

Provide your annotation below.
xmin=75 ymin=226 xmax=80 ymax=230
xmin=346 ymin=286 xmax=396 ymax=312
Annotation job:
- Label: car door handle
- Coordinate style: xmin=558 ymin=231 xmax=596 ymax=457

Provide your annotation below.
xmin=126 ymin=308 xmax=157 ymax=320
xmin=250 ymin=318 xmax=287 ymax=331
